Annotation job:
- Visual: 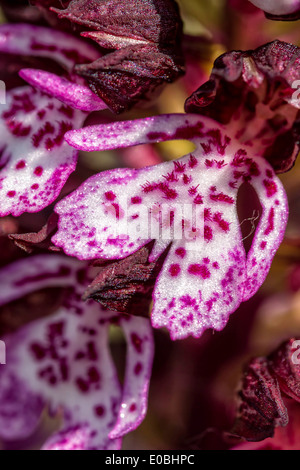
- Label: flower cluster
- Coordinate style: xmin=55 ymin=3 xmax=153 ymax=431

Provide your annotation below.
xmin=1 ymin=0 xmax=300 ymax=451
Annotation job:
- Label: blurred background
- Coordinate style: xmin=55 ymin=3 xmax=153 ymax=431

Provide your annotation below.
xmin=1 ymin=0 xmax=300 ymax=450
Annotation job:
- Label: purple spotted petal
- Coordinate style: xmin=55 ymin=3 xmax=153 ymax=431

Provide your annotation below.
xmin=0 ymin=302 xmax=122 ymax=448
xmin=0 ymin=254 xmax=81 ymax=306
xmin=42 ymin=425 xmax=102 ymax=450
xmin=0 ymin=86 xmax=86 ymax=217
xmin=0 ymin=255 xmax=153 ymax=449
xmin=242 ymin=160 xmax=288 ymax=301
xmin=19 ymin=69 xmax=107 ymax=112
xmin=55 ymin=115 xmax=288 ymax=339
xmin=63 ymin=114 xmax=204 ymax=152
xmin=0 ymin=23 xmax=99 ymax=70
xmin=109 ymin=316 xmax=154 ymax=439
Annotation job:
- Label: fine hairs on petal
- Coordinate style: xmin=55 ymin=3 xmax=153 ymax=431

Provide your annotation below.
xmin=56 ymin=113 xmax=288 ymax=340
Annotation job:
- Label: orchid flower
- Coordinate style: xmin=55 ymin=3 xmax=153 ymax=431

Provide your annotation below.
xmin=249 ymin=0 xmax=300 ymax=20
xmin=0 ymin=23 xmax=106 ymax=217
xmin=51 ymin=0 xmax=185 ymax=113
xmin=0 ymin=254 xmax=154 ymax=450
xmin=51 ymin=40 xmax=300 ymax=341
xmin=0 ymin=0 xmax=184 ymax=217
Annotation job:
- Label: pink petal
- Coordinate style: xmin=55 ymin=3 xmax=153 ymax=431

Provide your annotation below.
xmin=64 ymin=114 xmax=205 ymax=151
xmin=242 ymin=159 xmax=288 ymax=301
xmin=19 ymin=69 xmax=107 ymax=112
xmin=0 ymin=256 xmax=153 ymax=449
xmin=0 ymin=304 xmax=121 ymax=448
xmin=0 ymin=86 xmax=86 ymax=217
xmin=0 ymin=371 xmax=45 ymax=441
xmin=0 ymin=254 xmax=81 ymax=306
xmin=56 ymin=116 xmax=288 ymax=339
xmin=0 ymin=23 xmax=99 ymax=70
xmin=43 ymin=424 xmax=116 ymax=450
xmin=109 ymin=316 xmax=154 ymax=439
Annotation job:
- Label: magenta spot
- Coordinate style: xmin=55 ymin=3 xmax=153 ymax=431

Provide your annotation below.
xmin=189 ymin=155 xmax=198 ymax=168
xmin=169 ymin=264 xmax=181 ymax=277
xmin=203 ymin=258 xmax=210 ymax=264
xmin=183 ymin=174 xmax=192 ymax=185
xmin=104 ymin=191 xmax=116 ymax=201
xmin=163 ymin=171 xmax=178 ymax=183
xmin=76 ymin=378 xmax=89 ymax=393
xmin=94 ymin=405 xmax=105 ymax=417
xmin=175 ymin=247 xmax=186 ymax=258
xmin=31 ymin=184 xmax=39 ymax=190
xmin=260 ymin=241 xmax=267 ymax=250
xmin=134 ymin=362 xmax=143 ymax=375
xmin=180 ymin=295 xmax=196 ymax=307
xmin=34 ymin=166 xmax=43 ymax=176
xmin=30 ymin=343 xmax=46 ymax=361
xmin=7 ymin=191 xmax=16 ymax=198
xmin=210 ymin=192 xmax=234 ymax=204
xmin=38 ymin=110 xmax=46 ymax=119
xmin=87 ymin=341 xmax=98 ymax=361
xmin=131 ymin=333 xmax=143 ymax=353
xmin=174 ymin=161 xmax=186 ymax=173
xmin=147 ymin=131 xmax=168 ymax=141
xmin=129 ymin=404 xmax=137 ymax=412
xmin=204 ymin=208 xmax=212 ymax=221
xmin=188 ymin=186 xmax=198 ymax=196
xmin=263 ymin=179 xmax=277 ymax=197
xmin=49 ymin=376 xmax=57 ymax=386
xmin=231 ymin=149 xmax=247 ymax=167
xmin=16 ymin=160 xmax=25 ymax=170
xmin=131 ymin=196 xmax=142 ymax=204
xmin=264 ymin=207 xmax=275 ymax=235
xmin=213 ymin=262 xmax=219 ymax=269
xmin=213 ymin=213 xmax=230 ymax=232
xmin=194 ymin=194 xmax=203 ymax=205
xmin=188 ymin=264 xmax=211 ymax=279
xmin=164 ymin=188 xmax=178 ymax=200
xmin=88 ymin=367 xmax=100 ymax=383
xmin=7 ymin=120 xmax=31 ymax=137
xmin=204 ymin=225 xmax=213 ymax=242
xmin=266 ymin=169 xmax=273 ymax=178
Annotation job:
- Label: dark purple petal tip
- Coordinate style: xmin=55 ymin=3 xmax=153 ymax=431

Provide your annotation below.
xmin=233 ymin=338 xmax=300 ymax=442
xmin=52 ymin=0 xmax=185 ymax=113
xmin=185 ymin=40 xmax=300 ymax=173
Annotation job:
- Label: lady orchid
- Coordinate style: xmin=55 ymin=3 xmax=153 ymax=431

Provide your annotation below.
xmin=0 ymin=0 xmax=184 ymax=216
xmin=0 ymin=254 xmax=153 ymax=450
xmin=1 ymin=0 xmax=300 ymax=453
xmin=0 ymin=23 xmax=105 ymax=217
xmin=51 ymin=40 xmax=300 ymax=340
